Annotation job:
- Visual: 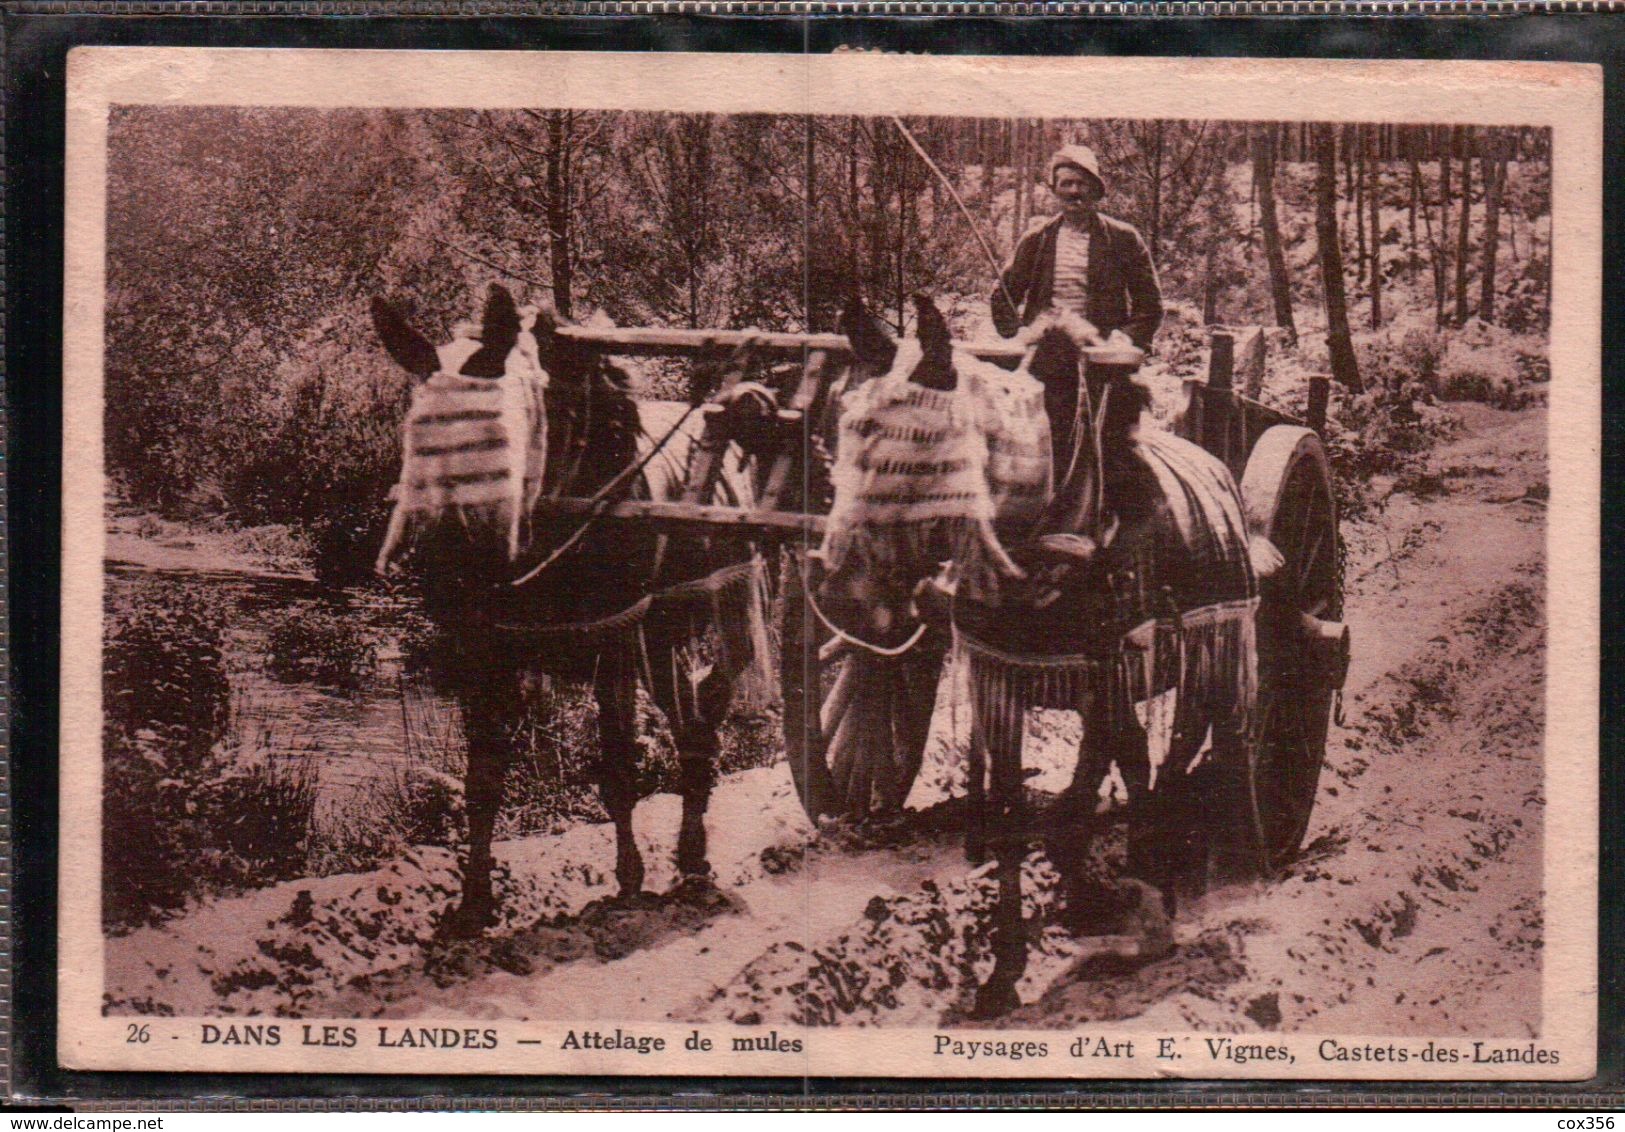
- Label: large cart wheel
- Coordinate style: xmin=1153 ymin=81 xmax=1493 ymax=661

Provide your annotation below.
xmin=1239 ymin=426 xmax=1351 ymax=869
xmin=778 ymin=553 xmax=944 ymax=821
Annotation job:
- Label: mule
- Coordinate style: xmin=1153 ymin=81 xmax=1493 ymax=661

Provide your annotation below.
xmin=372 ymin=284 xmax=759 ymax=936
xmin=840 ymin=298 xmax=1270 ymax=1016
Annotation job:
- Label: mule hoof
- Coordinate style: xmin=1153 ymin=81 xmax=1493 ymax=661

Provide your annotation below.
xmin=436 ymin=901 xmax=495 ymax=940
xmin=677 ymin=865 xmax=715 ymax=889
xmin=676 ymin=849 xmax=712 ymax=879
xmin=606 ymin=889 xmax=657 ymax=911
xmin=677 ymin=824 xmax=709 ymax=877
xmin=616 ymin=857 xmax=646 ymax=899
xmin=669 ymin=873 xmax=723 ymax=904
xmin=971 ymin=978 xmax=1022 ymax=1020
xmin=1117 ymin=877 xmax=1176 ymax=957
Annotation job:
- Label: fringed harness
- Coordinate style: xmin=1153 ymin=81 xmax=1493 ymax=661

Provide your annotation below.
xmin=955 ymin=425 xmax=1260 ymax=785
xmin=379 ymin=341 xmax=763 ymax=651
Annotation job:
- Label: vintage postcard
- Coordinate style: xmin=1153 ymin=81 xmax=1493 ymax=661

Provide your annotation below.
xmin=59 ymin=48 xmax=1600 ymax=1080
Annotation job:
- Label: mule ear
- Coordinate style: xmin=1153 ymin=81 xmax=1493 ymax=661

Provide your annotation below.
xmin=462 ymin=284 xmax=522 ymax=378
xmin=371 ymin=296 xmax=439 ymax=379
xmin=839 ymin=298 xmax=896 ymax=372
xmin=913 ymin=293 xmax=952 ymax=368
xmin=482 ymin=284 xmax=521 ymax=339
xmin=527 ymin=301 xmax=563 ymax=339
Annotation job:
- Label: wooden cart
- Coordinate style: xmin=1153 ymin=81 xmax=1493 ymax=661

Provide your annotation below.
xmin=540 ymin=322 xmax=1349 ymax=870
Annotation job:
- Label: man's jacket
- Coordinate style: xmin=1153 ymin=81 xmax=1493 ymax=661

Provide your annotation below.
xmin=991 ymin=212 xmax=1164 ymax=349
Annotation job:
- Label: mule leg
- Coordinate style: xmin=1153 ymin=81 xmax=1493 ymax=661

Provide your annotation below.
xmin=644 ymin=600 xmax=751 ymax=881
xmin=974 ymin=728 xmax=1027 ymax=1019
xmin=1202 ymin=715 xmax=1261 ymax=883
xmin=1124 ymin=728 xmax=1182 ymax=915
xmin=1128 ymin=689 xmax=1206 ymax=916
xmin=1047 ymin=683 xmax=1120 ymax=934
xmin=594 ymin=643 xmax=646 ymax=897
xmin=965 ymin=724 xmax=988 ymax=864
xmin=443 ymin=674 xmax=518 ymax=936
xmin=641 ymin=629 xmax=700 ymax=875
xmin=1040 ymin=678 xmax=1144 ymax=928
xmin=682 ymin=625 xmax=754 ymax=877
xmin=1135 ymin=763 xmax=1196 ymax=916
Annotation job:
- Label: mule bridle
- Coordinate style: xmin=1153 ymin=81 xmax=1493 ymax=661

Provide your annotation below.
xmin=507 ymin=363 xmax=703 ymax=590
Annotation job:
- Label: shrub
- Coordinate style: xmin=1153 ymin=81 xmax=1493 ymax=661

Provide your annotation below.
xmin=102 ymin=580 xmax=329 ymax=930
xmin=1515 ymin=351 xmax=1550 ymax=386
xmin=1438 ymin=348 xmax=1539 ymax=409
xmin=1151 ymin=301 xmax=1209 ymax=376
xmin=266 ymin=605 xmax=377 ymax=690
xmin=1395 ymin=329 xmax=1447 ymax=392
xmin=1438 ymin=356 xmax=1511 ymax=406
xmin=103 ymin=581 xmax=231 ymax=756
xmin=215 ymin=324 xmax=410 ymax=587
xmin=103 ymin=580 xmax=235 ymax=929
xmin=498 ymin=681 xmax=621 ymax=836
xmin=306 ymin=792 xmax=401 ymax=877
xmin=1499 ymin=255 xmax=1551 ymax=334
xmin=224 ymin=524 xmax=313 ymax=575
xmin=103 ymin=730 xmax=207 ymax=929
xmin=194 ymin=757 xmax=321 ymax=892
xmin=1324 ymin=387 xmax=1456 ymax=520
xmin=306 ymin=746 xmax=466 ymax=872
xmin=1356 ymin=327 xmax=1445 ymax=400
xmin=492 ymin=647 xmax=782 ymax=836
xmin=276 ymin=612 xmax=785 ymax=878
xmin=387 ymin=762 xmax=467 ymax=849
xmin=104 ymin=736 xmax=324 ymax=931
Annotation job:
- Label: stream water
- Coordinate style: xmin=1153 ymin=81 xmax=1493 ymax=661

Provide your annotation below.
xmin=105 ymin=562 xmax=464 ymax=803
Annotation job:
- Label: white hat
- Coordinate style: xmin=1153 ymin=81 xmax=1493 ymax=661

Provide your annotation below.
xmin=1048 ymin=145 xmax=1106 ymax=195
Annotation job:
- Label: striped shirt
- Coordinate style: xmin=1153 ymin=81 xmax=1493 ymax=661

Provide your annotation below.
xmin=1051 ymin=222 xmax=1092 ymax=317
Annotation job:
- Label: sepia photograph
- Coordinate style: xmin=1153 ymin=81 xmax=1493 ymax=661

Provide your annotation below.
xmin=57 ymin=50 xmax=1599 ymax=1079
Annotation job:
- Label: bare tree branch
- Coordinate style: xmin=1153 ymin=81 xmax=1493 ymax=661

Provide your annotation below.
xmin=431 ymin=234 xmax=555 ymax=293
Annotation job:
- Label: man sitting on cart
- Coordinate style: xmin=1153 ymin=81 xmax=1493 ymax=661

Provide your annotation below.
xmin=991 ymin=145 xmax=1164 ymax=473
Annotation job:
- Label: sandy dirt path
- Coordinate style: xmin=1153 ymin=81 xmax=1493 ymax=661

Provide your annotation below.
xmin=106 ymin=402 xmax=1548 ymax=1037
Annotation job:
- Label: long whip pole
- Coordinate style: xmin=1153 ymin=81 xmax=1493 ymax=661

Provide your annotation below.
xmin=887 ymin=115 xmax=1021 ymax=322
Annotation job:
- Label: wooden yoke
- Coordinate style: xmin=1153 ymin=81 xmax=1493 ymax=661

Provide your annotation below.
xmin=533 ymin=341 xmax=850 ymax=546
xmin=678 ymin=350 xmax=750 ymax=517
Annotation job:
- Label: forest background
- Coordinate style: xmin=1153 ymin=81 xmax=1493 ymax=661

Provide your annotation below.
xmin=105 ymin=109 xmax=1553 ymax=583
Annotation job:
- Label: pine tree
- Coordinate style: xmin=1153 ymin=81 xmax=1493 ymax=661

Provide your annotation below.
xmin=1314 ymin=124 xmax=1362 ymax=392
xmin=1252 ymin=123 xmax=1296 ymax=342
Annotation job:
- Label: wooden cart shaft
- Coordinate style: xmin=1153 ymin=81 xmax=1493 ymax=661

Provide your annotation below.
xmin=539 ymin=496 xmax=826 ymax=540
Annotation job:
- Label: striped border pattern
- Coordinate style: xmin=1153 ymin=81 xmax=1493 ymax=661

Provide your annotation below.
xmin=2 ymin=1 xmax=1624 ymax=14
xmin=6 ymin=2 xmax=1617 ymax=1108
